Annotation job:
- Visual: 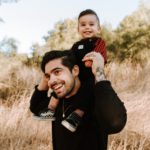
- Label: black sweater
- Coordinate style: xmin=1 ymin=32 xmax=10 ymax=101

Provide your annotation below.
xmin=30 ymin=81 xmax=127 ymax=150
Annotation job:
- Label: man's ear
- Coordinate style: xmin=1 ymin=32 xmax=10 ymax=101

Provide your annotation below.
xmin=72 ymin=65 xmax=79 ymax=77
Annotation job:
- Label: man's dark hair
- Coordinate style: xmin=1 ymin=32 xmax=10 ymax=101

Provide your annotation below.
xmin=41 ymin=50 xmax=77 ymax=73
xmin=78 ymin=9 xmax=100 ymax=25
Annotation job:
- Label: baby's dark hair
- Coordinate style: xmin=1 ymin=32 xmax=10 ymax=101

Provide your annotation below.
xmin=78 ymin=9 xmax=100 ymax=25
xmin=41 ymin=50 xmax=77 ymax=73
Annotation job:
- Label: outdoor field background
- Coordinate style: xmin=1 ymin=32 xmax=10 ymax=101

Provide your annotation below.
xmin=0 ymin=0 xmax=150 ymax=149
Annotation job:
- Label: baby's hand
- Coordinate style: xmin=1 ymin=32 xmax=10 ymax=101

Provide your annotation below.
xmin=84 ymin=60 xmax=93 ymax=68
xmin=82 ymin=51 xmax=104 ymax=75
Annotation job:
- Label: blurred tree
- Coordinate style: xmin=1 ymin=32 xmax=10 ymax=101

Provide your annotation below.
xmin=28 ymin=19 xmax=79 ymax=67
xmin=0 ymin=37 xmax=18 ymax=57
xmin=30 ymin=19 xmax=80 ymax=66
xmin=43 ymin=19 xmax=80 ymax=52
xmin=107 ymin=3 xmax=150 ymax=63
xmin=29 ymin=43 xmax=42 ymax=66
xmin=100 ymin=23 xmax=117 ymax=62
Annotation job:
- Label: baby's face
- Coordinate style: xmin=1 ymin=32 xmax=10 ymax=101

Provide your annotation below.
xmin=78 ymin=14 xmax=100 ymax=38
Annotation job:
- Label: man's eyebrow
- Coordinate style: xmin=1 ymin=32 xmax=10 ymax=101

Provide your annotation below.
xmin=45 ymin=67 xmax=62 ymax=74
xmin=51 ymin=67 xmax=62 ymax=72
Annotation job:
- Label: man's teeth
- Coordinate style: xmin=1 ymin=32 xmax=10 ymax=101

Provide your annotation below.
xmin=53 ymin=84 xmax=63 ymax=90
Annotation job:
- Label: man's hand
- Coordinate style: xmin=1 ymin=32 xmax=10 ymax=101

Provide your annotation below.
xmin=82 ymin=52 xmax=106 ymax=82
xmin=37 ymin=74 xmax=49 ymax=91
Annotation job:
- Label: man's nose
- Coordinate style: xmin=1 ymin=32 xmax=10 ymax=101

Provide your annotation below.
xmin=48 ymin=75 xmax=57 ymax=87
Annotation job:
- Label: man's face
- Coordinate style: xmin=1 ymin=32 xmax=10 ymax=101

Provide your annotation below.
xmin=78 ymin=14 xmax=100 ymax=38
xmin=44 ymin=58 xmax=78 ymax=98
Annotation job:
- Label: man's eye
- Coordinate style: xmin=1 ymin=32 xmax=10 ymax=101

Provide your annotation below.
xmin=45 ymin=74 xmax=50 ymax=79
xmin=54 ymin=70 xmax=61 ymax=75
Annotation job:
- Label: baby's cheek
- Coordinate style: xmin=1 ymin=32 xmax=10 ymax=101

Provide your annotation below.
xmin=84 ymin=60 xmax=93 ymax=68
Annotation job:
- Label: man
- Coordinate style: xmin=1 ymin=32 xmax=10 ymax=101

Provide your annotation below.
xmin=30 ymin=50 xmax=127 ymax=150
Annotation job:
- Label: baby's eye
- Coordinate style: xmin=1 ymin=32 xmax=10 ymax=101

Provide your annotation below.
xmin=90 ymin=23 xmax=94 ymax=26
xmin=81 ymin=23 xmax=86 ymax=26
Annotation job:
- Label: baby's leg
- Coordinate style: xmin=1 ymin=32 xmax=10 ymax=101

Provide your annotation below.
xmin=37 ymin=97 xmax=58 ymax=120
xmin=74 ymin=108 xmax=84 ymax=117
xmin=47 ymin=88 xmax=59 ymax=111
xmin=48 ymin=96 xmax=59 ymax=111
xmin=33 ymin=93 xmax=59 ymax=121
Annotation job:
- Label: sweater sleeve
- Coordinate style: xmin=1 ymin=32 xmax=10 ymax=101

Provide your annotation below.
xmin=94 ymin=81 xmax=127 ymax=134
xmin=93 ymin=38 xmax=107 ymax=64
xmin=29 ymin=85 xmax=50 ymax=115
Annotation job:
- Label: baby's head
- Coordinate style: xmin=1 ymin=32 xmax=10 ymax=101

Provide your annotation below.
xmin=78 ymin=9 xmax=101 ymax=39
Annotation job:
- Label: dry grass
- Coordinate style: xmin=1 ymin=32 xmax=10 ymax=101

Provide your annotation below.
xmin=0 ymin=57 xmax=150 ymax=150
xmin=105 ymin=60 xmax=150 ymax=137
xmin=0 ymin=97 xmax=52 ymax=150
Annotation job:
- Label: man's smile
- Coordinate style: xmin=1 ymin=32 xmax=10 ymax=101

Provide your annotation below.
xmin=51 ymin=81 xmax=65 ymax=93
xmin=53 ymin=84 xmax=63 ymax=90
